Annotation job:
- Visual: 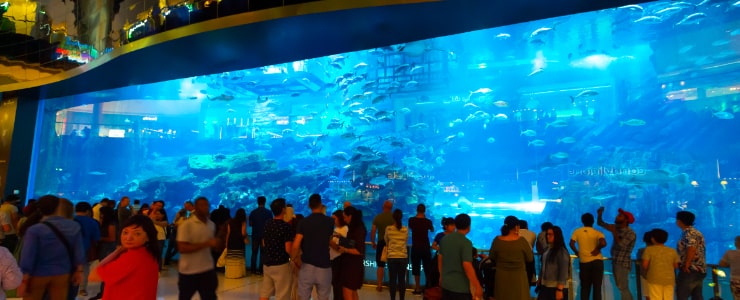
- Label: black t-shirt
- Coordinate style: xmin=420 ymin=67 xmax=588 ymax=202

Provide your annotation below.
xmin=408 ymin=216 xmax=434 ymax=250
xmin=297 ymin=213 xmax=334 ymax=268
xmin=262 ymin=219 xmax=294 ymax=266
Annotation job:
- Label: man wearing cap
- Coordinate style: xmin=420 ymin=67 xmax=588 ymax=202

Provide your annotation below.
xmin=597 ymin=206 xmax=637 ymax=300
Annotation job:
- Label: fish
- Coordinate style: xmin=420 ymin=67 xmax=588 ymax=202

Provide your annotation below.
xmin=495 ymin=33 xmax=511 ymax=39
xmin=326 ymin=122 xmax=344 ymax=130
xmin=208 ymin=94 xmax=234 ymax=101
xmin=398 ymin=108 xmax=411 ymax=114
xmin=493 ymin=114 xmax=508 ymax=121
xmin=546 ymin=120 xmax=568 ymax=128
xmin=394 ymin=64 xmax=411 ymax=74
xmin=409 ymin=66 xmax=424 ymax=74
xmin=676 ymin=13 xmax=706 ymax=26
xmin=370 ymin=176 xmax=391 ymax=186
xmin=655 ymin=7 xmax=681 ymax=15
xmin=620 ymin=119 xmax=646 ymax=126
xmin=88 ymin=171 xmax=107 ymax=176
xmin=618 ymin=4 xmax=643 ymax=12
xmin=528 ymin=140 xmax=546 ymax=147
xmin=463 ymin=103 xmax=480 ymax=109
xmin=354 ymin=62 xmax=368 ymax=70
xmin=408 ymin=123 xmax=429 ymax=130
xmin=371 ymin=95 xmax=388 ymax=104
xmin=528 ymin=68 xmax=545 ymax=77
xmin=492 ymin=100 xmax=509 ymax=108
xmin=520 ymin=129 xmax=537 ymax=137
xmin=571 ymin=90 xmax=599 ymax=101
xmin=550 ymin=152 xmax=569 ymax=160
xmin=530 ymin=27 xmax=553 ymax=39
xmin=486 ymin=137 xmax=496 ymax=143
xmin=405 ymin=81 xmax=419 ymax=88
xmin=470 ymin=88 xmax=494 ymax=98
xmin=557 ymin=137 xmax=576 ymax=144
xmin=713 ymin=111 xmax=734 ymax=119
xmin=633 ymin=16 xmax=662 ymax=24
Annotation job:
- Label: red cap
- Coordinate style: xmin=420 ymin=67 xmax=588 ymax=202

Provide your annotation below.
xmin=618 ymin=208 xmax=635 ymax=224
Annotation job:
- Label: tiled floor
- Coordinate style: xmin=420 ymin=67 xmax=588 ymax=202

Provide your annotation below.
xmin=57 ymin=264 xmax=416 ymax=300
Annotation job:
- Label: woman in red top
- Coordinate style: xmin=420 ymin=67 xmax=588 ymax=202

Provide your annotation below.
xmin=89 ymin=214 xmax=160 ymax=300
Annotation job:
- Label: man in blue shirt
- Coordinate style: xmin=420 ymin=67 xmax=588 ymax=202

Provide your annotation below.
xmin=74 ymin=202 xmax=101 ymax=297
xmin=249 ymin=196 xmax=273 ymax=275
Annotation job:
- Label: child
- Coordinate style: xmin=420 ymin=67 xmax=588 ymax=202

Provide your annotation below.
xmin=637 ymin=231 xmax=654 ymax=300
xmin=719 ymin=236 xmax=740 ymax=300
xmin=641 ymin=229 xmax=680 ymax=300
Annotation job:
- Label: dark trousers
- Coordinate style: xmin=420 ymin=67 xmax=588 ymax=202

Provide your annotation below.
xmin=676 ymin=271 xmax=706 ymax=300
xmin=178 ymin=269 xmax=218 ymax=300
xmin=579 ymin=259 xmax=604 ymax=300
xmin=388 ymin=258 xmax=408 ymax=300
xmin=164 ymin=230 xmax=178 ymax=264
xmin=538 ymin=287 xmax=569 ymax=300
xmin=331 ymin=257 xmax=342 ymax=300
xmin=251 ymin=236 xmax=263 ymax=273
xmin=428 ymin=254 xmax=440 ymax=287
xmin=2 ymin=234 xmax=18 ymax=252
xmin=410 ymin=247 xmax=431 ymax=287
xmin=442 ymin=288 xmax=473 ymax=300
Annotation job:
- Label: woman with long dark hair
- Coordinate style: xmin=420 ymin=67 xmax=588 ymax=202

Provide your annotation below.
xmin=385 ymin=209 xmax=409 ymax=300
xmin=489 ymin=215 xmax=534 ymax=300
xmin=537 ymin=226 xmax=570 ymax=300
xmin=337 ymin=206 xmax=367 ymax=300
xmin=224 ymin=208 xmax=247 ymax=279
xmin=89 ymin=215 xmax=160 ymax=299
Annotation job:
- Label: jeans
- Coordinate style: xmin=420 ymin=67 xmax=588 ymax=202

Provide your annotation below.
xmin=178 ymin=269 xmax=218 ymax=300
xmin=297 ymin=263 xmax=332 ymax=300
xmin=251 ymin=236 xmax=263 ymax=273
xmin=388 ymin=258 xmax=408 ymax=300
xmin=613 ymin=264 xmax=633 ymax=300
xmin=676 ymin=271 xmax=706 ymax=300
xmin=579 ymin=259 xmax=604 ymax=300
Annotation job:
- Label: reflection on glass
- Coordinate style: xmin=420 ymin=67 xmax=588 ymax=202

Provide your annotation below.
xmin=29 ymin=4 xmax=740 ymax=298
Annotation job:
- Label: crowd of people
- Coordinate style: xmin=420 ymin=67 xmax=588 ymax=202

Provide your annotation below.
xmin=0 ymin=193 xmax=737 ymax=300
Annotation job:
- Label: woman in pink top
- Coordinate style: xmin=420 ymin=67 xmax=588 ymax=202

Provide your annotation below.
xmin=89 ymin=215 xmax=160 ymax=300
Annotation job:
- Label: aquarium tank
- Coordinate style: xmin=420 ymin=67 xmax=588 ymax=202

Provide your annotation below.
xmin=30 ymin=0 xmax=739 ymax=274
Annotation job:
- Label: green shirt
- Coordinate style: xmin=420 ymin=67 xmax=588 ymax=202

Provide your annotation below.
xmin=439 ymin=232 xmax=473 ymax=294
xmin=373 ymin=212 xmax=394 ymax=242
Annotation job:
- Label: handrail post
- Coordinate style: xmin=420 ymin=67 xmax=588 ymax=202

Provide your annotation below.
xmin=709 ymin=264 xmax=723 ymax=300
xmin=634 ymin=260 xmax=642 ymax=300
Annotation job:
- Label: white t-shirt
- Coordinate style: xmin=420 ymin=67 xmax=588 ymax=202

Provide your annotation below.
xmin=330 ymin=225 xmax=348 ymax=260
xmin=177 ymin=216 xmax=216 ymax=274
xmin=570 ymin=226 xmax=605 ymax=263
xmin=519 ymin=229 xmax=537 ymax=249
xmin=722 ymin=249 xmax=740 ymax=279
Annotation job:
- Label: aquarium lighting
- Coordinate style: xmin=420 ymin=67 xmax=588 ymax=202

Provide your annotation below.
xmin=477 ymin=63 xmax=487 ymax=69
xmin=142 ymin=116 xmax=157 ymax=121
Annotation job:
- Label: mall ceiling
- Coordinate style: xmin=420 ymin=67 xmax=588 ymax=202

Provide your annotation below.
xmin=4 ymin=0 xmax=653 ymax=99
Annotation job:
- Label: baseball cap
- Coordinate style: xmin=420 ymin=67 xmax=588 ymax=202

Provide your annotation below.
xmin=619 ymin=208 xmax=635 ymax=224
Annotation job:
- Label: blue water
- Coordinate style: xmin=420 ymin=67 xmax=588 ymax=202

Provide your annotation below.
xmin=32 ymin=0 xmax=740 ymax=269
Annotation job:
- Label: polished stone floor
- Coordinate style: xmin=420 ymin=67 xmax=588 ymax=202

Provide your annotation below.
xmin=18 ymin=263 xmax=416 ymax=300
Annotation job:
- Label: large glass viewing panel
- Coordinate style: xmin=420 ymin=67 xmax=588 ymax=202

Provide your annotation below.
xmin=32 ymin=0 xmax=739 ymax=267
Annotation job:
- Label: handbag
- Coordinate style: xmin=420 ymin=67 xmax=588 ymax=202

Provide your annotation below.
xmin=216 ymin=248 xmax=227 ymax=267
xmin=380 ymin=246 xmax=388 ymax=262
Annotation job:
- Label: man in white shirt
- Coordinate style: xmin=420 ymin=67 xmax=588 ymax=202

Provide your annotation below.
xmin=177 ymin=197 xmax=222 ymax=300
xmin=570 ymin=213 xmax=607 ymax=300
